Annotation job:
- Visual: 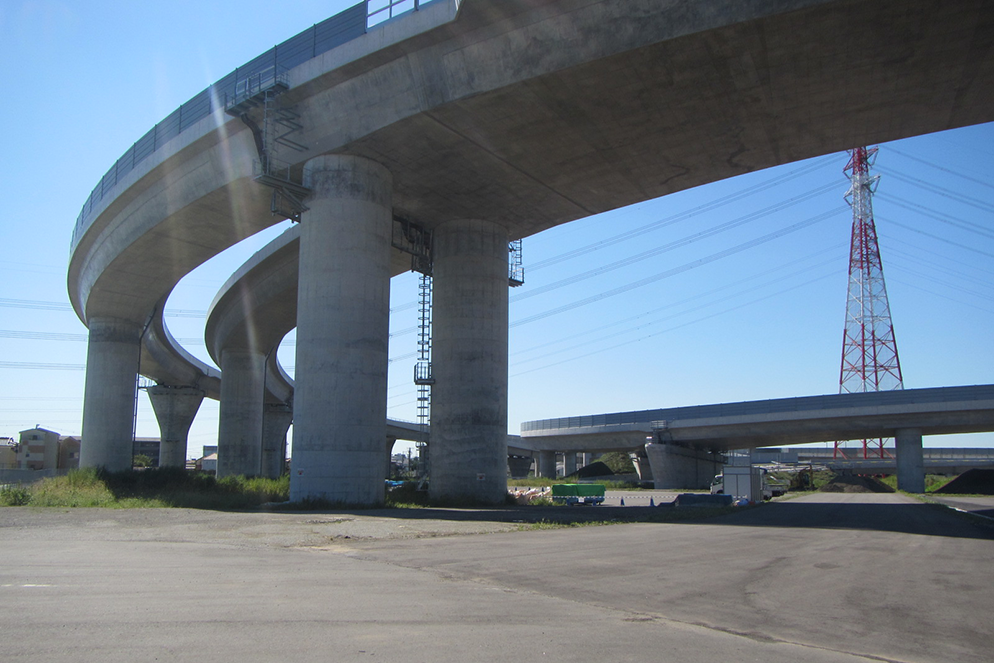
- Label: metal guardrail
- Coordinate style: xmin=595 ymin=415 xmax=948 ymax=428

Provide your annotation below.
xmin=368 ymin=0 xmax=424 ymax=27
xmin=71 ymin=0 xmax=442 ymax=251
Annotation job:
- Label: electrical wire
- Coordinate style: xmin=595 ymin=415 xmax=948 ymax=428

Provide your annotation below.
xmin=511 ymin=207 xmax=845 ymax=327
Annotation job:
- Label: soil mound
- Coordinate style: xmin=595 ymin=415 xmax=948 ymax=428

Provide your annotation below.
xmin=571 ymin=462 xmax=614 ymax=479
xmin=935 ymin=469 xmax=994 ymax=495
xmin=819 ymin=474 xmax=895 ymax=493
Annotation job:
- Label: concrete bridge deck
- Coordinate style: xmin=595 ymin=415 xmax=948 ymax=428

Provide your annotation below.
xmin=520 ymin=385 xmax=994 ymax=489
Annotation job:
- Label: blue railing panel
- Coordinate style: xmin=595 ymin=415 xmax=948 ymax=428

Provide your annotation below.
xmin=315 ymin=4 xmax=367 ymax=53
xmin=134 ymin=127 xmax=156 ymax=163
xmin=180 ymin=90 xmax=212 ymax=131
xmin=155 ymin=108 xmax=182 ymax=146
xmin=275 ymin=30 xmax=316 ymax=72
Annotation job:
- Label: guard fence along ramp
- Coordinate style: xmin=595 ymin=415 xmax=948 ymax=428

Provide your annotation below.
xmin=71 ymin=0 xmax=443 ymax=250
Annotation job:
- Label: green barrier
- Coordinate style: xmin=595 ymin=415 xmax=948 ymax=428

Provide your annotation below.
xmin=551 ymin=483 xmax=605 ymax=504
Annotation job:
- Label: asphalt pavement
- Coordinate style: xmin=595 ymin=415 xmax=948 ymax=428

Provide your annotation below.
xmin=1 ymin=492 xmax=991 ymax=663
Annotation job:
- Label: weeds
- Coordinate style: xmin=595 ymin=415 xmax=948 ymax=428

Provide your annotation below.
xmin=0 ymin=484 xmax=31 ymax=506
xmin=0 ymin=467 xmax=291 ymax=509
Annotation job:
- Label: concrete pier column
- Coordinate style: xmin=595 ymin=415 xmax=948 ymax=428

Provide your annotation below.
xmin=645 ymin=442 xmax=723 ymax=490
xmin=537 ymin=450 xmax=557 ymax=479
xmin=217 ymin=349 xmax=266 ymax=477
xmin=429 ymin=219 xmax=509 ymax=505
xmin=895 ymin=428 xmax=925 ymax=493
xmin=508 ymin=454 xmax=533 ymax=480
xmin=564 ymin=452 xmax=578 ymax=476
xmin=79 ymin=317 xmax=142 ymax=471
xmin=261 ymin=403 xmax=292 ymax=478
xmin=147 ymin=386 xmax=204 ymax=467
xmin=631 ymin=450 xmax=654 ymax=482
xmin=290 ymin=155 xmax=392 ymax=505
xmin=385 ymin=438 xmax=397 ymax=479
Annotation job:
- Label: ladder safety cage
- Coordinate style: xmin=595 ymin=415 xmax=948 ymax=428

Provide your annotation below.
xmin=225 ymin=65 xmax=311 ymax=223
xmin=413 ymin=270 xmax=434 ymax=480
xmin=508 ymin=239 xmax=524 ymax=286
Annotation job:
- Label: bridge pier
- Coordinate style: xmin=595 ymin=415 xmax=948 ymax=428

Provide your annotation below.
xmin=645 ymin=442 xmax=723 ymax=490
xmin=896 ymin=428 xmax=925 ymax=493
xmin=508 ymin=454 xmax=533 ymax=480
xmin=563 ymin=452 xmax=578 ymax=476
xmin=631 ymin=450 xmax=653 ymax=482
xmin=429 ymin=219 xmax=510 ymax=505
xmin=216 ymin=349 xmax=266 ymax=477
xmin=290 ymin=155 xmax=392 ymax=505
xmin=537 ymin=450 xmax=557 ymax=479
xmin=261 ymin=403 xmax=292 ymax=479
xmin=79 ymin=317 xmax=143 ymax=471
xmin=147 ymin=385 xmax=204 ymax=467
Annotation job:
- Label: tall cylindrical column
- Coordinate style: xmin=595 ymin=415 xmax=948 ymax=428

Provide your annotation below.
xmin=896 ymin=428 xmax=925 ymax=493
xmin=564 ymin=452 xmax=578 ymax=476
xmin=261 ymin=403 xmax=293 ymax=479
xmin=430 ymin=219 xmax=509 ymax=504
xmin=79 ymin=317 xmax=142 ymax=471
xmin=217 ymin=349 xmax=266 ymax=477
xmin=290 ymin=155 xmax=392 ymax=505
xmin=537 ymin=450 xmax=557 ymax=479
xmin=147 ymin=385 xmax=204 ymax=467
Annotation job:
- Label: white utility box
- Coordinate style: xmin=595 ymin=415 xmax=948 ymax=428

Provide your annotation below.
xmin=722 ymin=465 xmax=763 ymax=502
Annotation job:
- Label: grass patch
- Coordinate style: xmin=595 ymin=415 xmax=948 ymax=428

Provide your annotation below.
xmin=876 ymin=473 xmax=957 ymax=493
xmin=0 ymin=467 xmax=290 ymax=509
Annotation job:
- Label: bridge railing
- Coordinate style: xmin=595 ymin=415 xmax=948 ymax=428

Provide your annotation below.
xmin=521 ymin=385 xmax=994 ymax=434
xmin=71 ymin=0 xmax=444 ymax=251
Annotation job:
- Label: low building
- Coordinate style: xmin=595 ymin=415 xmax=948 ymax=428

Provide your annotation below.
xmin=199 ymin=453 xmax=218 ymax=474
xmin=17 ymin=427 xmax=61 ymax=470
xmin=58 ymin=436 xmax=81 ymax=470
xmin=0 ymin=437 xmax=16 ymax=469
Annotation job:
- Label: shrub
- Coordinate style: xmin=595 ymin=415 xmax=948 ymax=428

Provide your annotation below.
xmin=0 ymin=485 xmax=31 ymax=506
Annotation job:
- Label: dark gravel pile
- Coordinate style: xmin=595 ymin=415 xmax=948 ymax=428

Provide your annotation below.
xmin=935 ymin=469 xmax=994 ymax=495
xmin=819 ymin=474 xmax=895 ymax=493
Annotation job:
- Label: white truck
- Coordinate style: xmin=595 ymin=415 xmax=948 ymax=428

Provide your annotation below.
xmin=710 ymin=467 xmax=788 ymax=501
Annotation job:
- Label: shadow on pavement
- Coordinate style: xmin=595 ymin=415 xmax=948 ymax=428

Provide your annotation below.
xmin=294 ymin=499 xmax=994 ymax=541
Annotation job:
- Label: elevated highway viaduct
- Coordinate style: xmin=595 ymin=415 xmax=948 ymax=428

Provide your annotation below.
xmin=68 ymin=0 xmax=994 ymax=504
xmin=519 ymin=384 xmax=994 ymax=491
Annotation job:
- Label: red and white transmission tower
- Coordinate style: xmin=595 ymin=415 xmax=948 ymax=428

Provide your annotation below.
xmin=836 ymin=146 xmax=904 ymax=459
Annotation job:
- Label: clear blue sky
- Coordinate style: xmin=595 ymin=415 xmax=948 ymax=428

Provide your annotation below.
xmin=1 ymin=1 xmax=991 ymax=458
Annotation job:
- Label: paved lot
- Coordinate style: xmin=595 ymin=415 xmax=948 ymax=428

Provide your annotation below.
xmin=928 ymin=495 xmax=994 ymax=519
xmin=1 ymin=493 xmax=991 ymax=662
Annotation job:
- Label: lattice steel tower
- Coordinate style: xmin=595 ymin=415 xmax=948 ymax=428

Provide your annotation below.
xmin=837 ymin=146 xmax=904 ymax=458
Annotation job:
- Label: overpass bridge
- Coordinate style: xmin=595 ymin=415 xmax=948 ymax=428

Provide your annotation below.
xmin=520 ymin=385 xmax=994 ymax=491
xmin=68 ymin=0 xmax=994 ymax=504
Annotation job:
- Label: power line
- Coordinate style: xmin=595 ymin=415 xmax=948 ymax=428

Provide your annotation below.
xmin=877 ymin=193 xmax=994 ymax=240
xmin=528 ymin=156 xmax=836 ymax=272
xmin=511 ymin=271 xmax=837 ymax=378
xmin=513 ymin=183 xmax=838 ymax=303
xmin=886 ymin=146 xmax=994 ymax=192
xmin=511 ymin=207 xmax=844 ymax=327
xmin=876 ymin=166 xmax=994 ymax=215
xmin=0 ymin=362 xmax=85 ymax=371
xmin=876 ymin=215 xmax=994 ymax=259
xmin=512 ymin=248 xmax=846 ymax=361
xmin=0 ymin=298 xmax=207 ymax=319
